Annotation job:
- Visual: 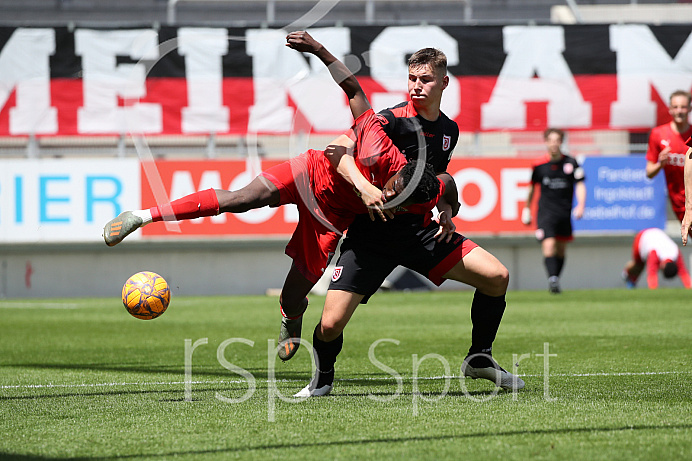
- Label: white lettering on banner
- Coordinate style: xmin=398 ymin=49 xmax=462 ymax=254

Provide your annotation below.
xmin=610 ymin=25 xmax=692 ymax=128
xmin=179 ymin=28 xmax=230 ymax=133
xmin=75 ymin=29 xmax=162 ymax=134
xmin=0 ymin=159 xmax=140 ymax=242
xmin=501 ymin=168 xmax=531 ymax=220
xmin=597 ymin=166 xmax=648 ymax=182
xmin=481 ymin=26 xmax=591 ymax=130
xmin=593 ymin=186 xmax=654 ymax=204
xmin=0 ymin=28 xmax=57 ymax=134
xmin=583 ymin=204 xmax=656 ymax=220
xmin=246 ymin=27 xmax=352 ymax=133
xmin=454 ymin=168 xmax=497 ymax=222
xmin=369 ymin=26 xmax=460 ymax=119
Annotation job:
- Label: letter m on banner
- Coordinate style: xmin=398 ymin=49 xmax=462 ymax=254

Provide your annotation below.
xmin=610 ymin=24 xmax=692 ymax=128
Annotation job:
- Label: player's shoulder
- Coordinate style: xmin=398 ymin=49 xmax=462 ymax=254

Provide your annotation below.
xmin=437 ymin=110 xmax=459 ymax=131
xmin=531 ymin=155 xmax=550 ymax=168
xmin=650 ymin=123 xmax=670 ymax=138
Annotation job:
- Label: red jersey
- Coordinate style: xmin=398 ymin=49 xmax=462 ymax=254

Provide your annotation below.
xmin=310 ymin=108 xmax=409 ymax=219
xmin=646 ymin=123 xmax=692 ymax=216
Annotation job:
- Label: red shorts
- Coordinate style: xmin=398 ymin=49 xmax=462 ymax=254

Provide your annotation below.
xmin=261 ymin=153 xmax=353 ymax=283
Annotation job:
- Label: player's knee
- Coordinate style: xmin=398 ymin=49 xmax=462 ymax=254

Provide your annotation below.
xmin=318 ymin=319 xmax=345 ymax=342
xmin=279 ymin=293 xmax=308 ymax=317
xmin=487 ymin=265 xmax=509 ymax=296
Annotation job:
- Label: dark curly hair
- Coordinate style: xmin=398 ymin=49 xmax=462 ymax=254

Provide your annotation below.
xmin=398 ymin=159 xmax=439 ymax=204
xmin=662 ymin=260 xmax=678 ymax=279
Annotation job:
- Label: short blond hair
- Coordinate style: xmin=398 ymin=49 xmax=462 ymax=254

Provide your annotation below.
xmin=408 ymin=48 xmax=447 ymax=77
xmin=670 ymin=90 xmax=691 ymax=106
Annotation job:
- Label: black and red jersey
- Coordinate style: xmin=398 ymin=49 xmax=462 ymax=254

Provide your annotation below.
xmin=531 ymin=154 xmax=585 ymax=220
xmin=377 ymin=101 xmax=459 ymax=174
xmin=345 ymin=101 xmax=460 ymax=237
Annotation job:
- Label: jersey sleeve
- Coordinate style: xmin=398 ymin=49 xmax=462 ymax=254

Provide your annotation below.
xmin=352 ymin=109 xmax=406 ymax=173
xmin=573 ymin=158 xmax=585 ymax=182
xmin=376 ymin=109 xmax=396 ymax=137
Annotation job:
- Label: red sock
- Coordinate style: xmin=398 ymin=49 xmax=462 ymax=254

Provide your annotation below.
xmin=150 ymin=188 xmax=220 ymax=222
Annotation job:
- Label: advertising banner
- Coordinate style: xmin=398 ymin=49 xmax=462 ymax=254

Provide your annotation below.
xmin=0 ymin=156 xmax=668 ymax=242
xmin=573 ymin=156 xmax=667 ymax=233
xmin=0 ymin=159 xmax=140 ymax=242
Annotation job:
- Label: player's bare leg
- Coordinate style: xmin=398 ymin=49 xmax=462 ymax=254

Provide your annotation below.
xmin=295 ymin=290 xmax=364 ymax=397
xmin=103 ymin=176 xmax=279 ymax=246
xmin=277 ymin=264 xmax=315 ymax=361
xmin=442 ymin=247 xmax=524 ymax=390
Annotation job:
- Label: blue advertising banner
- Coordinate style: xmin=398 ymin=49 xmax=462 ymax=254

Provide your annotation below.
xmin=574 ymin=156 xmax=667 ymax=233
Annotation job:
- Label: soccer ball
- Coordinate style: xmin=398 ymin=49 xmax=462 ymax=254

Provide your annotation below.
xmin=122 ymin=271 xmax=171 ymax=320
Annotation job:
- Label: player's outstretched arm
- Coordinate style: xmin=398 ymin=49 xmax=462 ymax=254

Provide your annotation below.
xmin=285 ymin=31 xmax=370 ymax=120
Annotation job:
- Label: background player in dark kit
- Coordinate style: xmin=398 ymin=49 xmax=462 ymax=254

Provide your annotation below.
xmin=522 ymin=128 xmax=586 ymax=294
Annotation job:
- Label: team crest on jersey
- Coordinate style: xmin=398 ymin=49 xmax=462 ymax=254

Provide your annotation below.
xmin=442 ymin=135 xmax=451 ymax=151
xmin=563 ymin=163 xmax=574 ymax=175
xmin=332 ymin=266 xmax=343 ymax=282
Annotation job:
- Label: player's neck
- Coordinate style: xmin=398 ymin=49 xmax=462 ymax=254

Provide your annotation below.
xmin=670 ymin=120 xmax=690 ymax=134
xmin=548 ymin=150 xmax=563 ymax=161
xmin=412 ymin=100 xmax=441 ymax=122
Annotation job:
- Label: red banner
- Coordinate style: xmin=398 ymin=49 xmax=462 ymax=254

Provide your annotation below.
xmin=140 ymin=157 xmax=537 ymax=238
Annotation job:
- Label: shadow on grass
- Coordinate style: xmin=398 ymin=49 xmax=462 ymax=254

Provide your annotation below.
xmin=2 ymin=424 xmax=690 ymax=460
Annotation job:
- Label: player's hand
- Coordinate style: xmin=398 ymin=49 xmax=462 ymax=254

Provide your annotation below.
xmin=434 ymin=210 xmax=456 ymax=243
xmin=521 ymin=207 xmax=532 ymax=225
xmin=285 ymin=31 xmax=321 ymax=54
xmin=681 ymin=210 xmax=692 ymax=246
xmin=573 ymin=203 xmax=585 ymax=220
xmin=659 ymin=146 xmax=671 ymax=166
xmin=359 ymin=184 xmax=393 ymax=222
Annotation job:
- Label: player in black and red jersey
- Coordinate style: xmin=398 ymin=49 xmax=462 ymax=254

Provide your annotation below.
xmin=522 ymin=128 xmax=586 ymax=294
xmin=285 ymin=32 xmax=523 ymax=397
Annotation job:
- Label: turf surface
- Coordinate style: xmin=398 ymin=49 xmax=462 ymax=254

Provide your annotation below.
xmin=1 ymin=289 xmax=691 ymax=459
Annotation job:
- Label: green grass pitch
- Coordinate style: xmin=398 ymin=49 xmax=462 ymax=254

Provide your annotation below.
xmin=1 ymin=288 xmax=691 ymax=460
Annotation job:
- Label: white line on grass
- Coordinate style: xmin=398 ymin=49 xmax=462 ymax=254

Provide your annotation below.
xmin=1 ymin=371 xmax=688 ymax=390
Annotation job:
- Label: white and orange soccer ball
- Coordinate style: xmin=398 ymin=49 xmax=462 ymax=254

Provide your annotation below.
xmin=121 ymin=271 xmax=171 ymax=320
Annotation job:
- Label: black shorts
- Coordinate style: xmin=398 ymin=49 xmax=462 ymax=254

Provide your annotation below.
xmin=328 ymin=221 xmax=477 ymax=303
xmin=535 ymin=212 xmax=573 ymax=241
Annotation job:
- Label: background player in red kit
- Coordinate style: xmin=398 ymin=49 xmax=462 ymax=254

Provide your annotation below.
xmin=285 ymin=31 xmax=524 ymax=397
xmin=647 ymin=90 xmax=692 ymax=222
xmin=623 ymin=227 xmax=691 ymax=289
xmin=522 ymin=128 xmax=586 ymax=294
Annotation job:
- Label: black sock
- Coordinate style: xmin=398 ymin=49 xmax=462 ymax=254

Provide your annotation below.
xmin=556 ymin=257 xmax=565 ymax=277
xmin=467 ymin=290 xmax=506 ymax=359
xmin=545 ymin=256 xmax=560 ymax=278
xmin=312 ymin=324 xmax=343 ymax=375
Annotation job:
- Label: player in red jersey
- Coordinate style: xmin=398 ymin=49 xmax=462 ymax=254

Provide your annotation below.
xmin=286 ymin=32 xmax=523 ymax=397
xmin=102 ymin=43 xmax=443 ymax=353
xmin=623 ymin=227 xmax=691 ymax=289
xmin=647 ymin=90 xmax=692 ymax=222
